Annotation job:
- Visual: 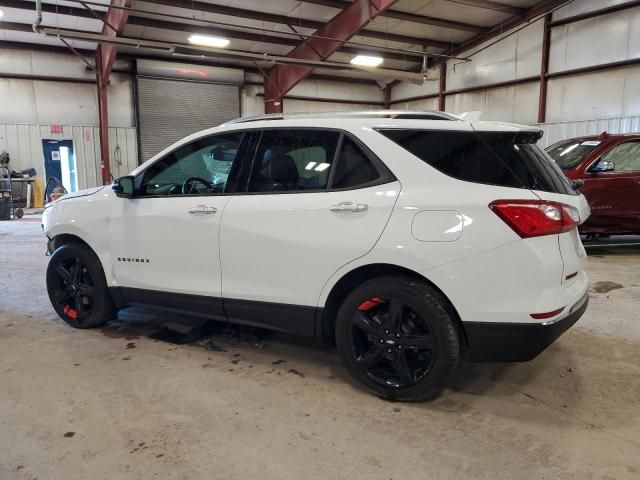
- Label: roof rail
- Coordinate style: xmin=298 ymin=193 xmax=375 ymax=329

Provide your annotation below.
xmin=224 ymin=110 xmax=461 ymax=125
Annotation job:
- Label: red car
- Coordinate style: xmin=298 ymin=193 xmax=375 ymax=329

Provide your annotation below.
xmin=546 ymin=133 xmax=640 ymax=235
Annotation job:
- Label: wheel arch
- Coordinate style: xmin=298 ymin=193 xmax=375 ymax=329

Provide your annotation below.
xmin=51 ymin=233 xmax=95 ymax=253
xmin=48 ymin=231 xmax=115 ymax=286
xmin=318 ymin=263 xmax=467 ymax=349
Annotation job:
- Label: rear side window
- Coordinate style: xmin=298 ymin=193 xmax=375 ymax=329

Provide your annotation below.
xmin=378 ymin=129 xmax=576 ymax=195
xmin=248 ymin=130 xmax=339 ymax=192
xmin=332 ymin=136 xmax=380 ymax=189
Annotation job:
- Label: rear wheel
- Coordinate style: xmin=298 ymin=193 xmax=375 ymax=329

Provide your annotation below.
xmin=335 ymin=276 xmax=459 ymax=401
xmin=46 ymin=243 xmax=115 ymax=328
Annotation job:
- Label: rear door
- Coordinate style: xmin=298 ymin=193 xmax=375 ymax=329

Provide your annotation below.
xmin=220 ymin=128 xmax=399 ymax=335
xmin=580 ymin=140 xmax=640 ymax=234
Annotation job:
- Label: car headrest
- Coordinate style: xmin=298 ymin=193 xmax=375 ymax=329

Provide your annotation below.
xmin=270 ymin=153 xmax=299 ymax=186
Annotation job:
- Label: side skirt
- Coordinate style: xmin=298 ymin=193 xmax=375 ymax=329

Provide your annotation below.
xmin=110 ymin=287 xmax=320 ymax=338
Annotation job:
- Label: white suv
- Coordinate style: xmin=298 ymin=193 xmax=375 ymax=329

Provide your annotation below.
xmin=43 ymin=111 xmax=590 ymax=401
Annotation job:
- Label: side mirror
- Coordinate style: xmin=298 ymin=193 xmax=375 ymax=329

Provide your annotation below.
xmin=591 ymin=160 xmax=615 ymax=173
xmin=112 ymin=176 xmax=135 ymax=198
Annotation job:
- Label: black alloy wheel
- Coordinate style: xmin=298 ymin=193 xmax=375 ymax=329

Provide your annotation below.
xmin=335 ymin=276 xmax=459 ymax=401
xmin=50 ymin=256 xmax=96 ymax=321
xmin=46 ymin=243 xmax=114 ymax=328
xmin=351 ymin=296 xmax=436 ymax=388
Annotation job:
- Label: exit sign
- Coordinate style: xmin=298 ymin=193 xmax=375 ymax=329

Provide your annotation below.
xmin=51 ymin=124 xmax=62 ymax=134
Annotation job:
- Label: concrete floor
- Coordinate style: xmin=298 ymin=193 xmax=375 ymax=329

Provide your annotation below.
xmin=1 ymin=218 xmax=639 ymax=480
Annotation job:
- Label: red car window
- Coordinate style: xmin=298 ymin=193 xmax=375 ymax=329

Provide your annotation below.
xmin=600 ymin=141 xmax=640 ymax=172
xmin=546 ymin=139 xmax=601 ymax=170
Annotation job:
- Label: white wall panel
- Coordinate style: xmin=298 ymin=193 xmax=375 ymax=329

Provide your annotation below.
xmin=446 ymin=20 xmax=542 ymax=91
xmin=32 ymin=81 xmax=98 ymax=125
xmin=389 ymin=69 xmax=439 ymax=103
xmin=447 ymin=81 xmax=540 ymax=124
xmin=107 ymin=74 xmax=135 ymax=127
xmin=553 ymin=0 xmax=633 ymax=21
xmin=390 ymin=97 xmax=439 ymax=111
xmin=283 ymin=99 xmax=379 ymax=113
xmin=242 ymin=85 xmax=265 ymax=117
xmin=289 ymin=78 xmax=382 ymax=103
xmin=546 ymin=66 xmax=640 ymax=122
xmin=549 ymin=9 xmax=640 ymax=73
xmin=0 ymin=48 xmax=94 ymax=80
xmin=0 ymin=75 xmax=134 ymax=127
xmin=0 ymin=123 xmax=137 ymax=190
xmin=242 ymin=78 xmax=383 ymax=115
xmin=0 ymin=80 xmax=37 ymax=124
xmin=535 ymin=115 xmax=640 ymax=148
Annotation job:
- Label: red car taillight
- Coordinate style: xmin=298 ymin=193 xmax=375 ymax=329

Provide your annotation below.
xmin=489 ymin=200 xmax=580 ymax=238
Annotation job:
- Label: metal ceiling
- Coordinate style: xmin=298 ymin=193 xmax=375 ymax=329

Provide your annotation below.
xmin=2 ymin=0 xmax=546 ymax=78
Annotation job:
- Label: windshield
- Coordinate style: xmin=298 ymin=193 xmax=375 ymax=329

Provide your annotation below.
xmin=546 ymin=139 xmax=601 ymax=170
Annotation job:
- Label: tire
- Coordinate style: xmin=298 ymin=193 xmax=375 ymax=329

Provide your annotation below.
xmin=46 ymin=243 xmax=115 ymax=329
xmin=335 ymin=275 xmax=459 ymax=402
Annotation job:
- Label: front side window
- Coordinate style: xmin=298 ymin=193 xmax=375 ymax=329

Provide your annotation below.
xmin=141 ymin=133 xmax=244 ymax=196
xmin=379 ymin=129 xmax=576 ymax=195
xmin=248 ymin=130 xmax=340 ymax=192
xmin=598 ymin=141 xmax=640 ymax=172
xmin=546 ymin=139 xmax=601 ymax=170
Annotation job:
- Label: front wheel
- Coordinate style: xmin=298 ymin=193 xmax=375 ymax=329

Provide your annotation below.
xmin=335 ymin=276 xmax=459 ymax=401
xmin=46 ymin=243 xmax=115 ymax=328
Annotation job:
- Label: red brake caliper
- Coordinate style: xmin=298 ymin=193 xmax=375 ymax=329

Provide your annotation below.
xmin=358 ymin=297 xmax=385 ymax=312
xmin=63 ymin=304 xmax=78 ymax=319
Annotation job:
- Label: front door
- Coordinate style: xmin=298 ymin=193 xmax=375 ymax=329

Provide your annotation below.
xmin=220 ymin=129 xmax=400 ymax=335
xmin=42 ymin=140 xmax=76 ymax=192
xmin=582 ymin=140 xmax=640 ymax=233
xmin=109 ymin=131 xmax=247 ymax=316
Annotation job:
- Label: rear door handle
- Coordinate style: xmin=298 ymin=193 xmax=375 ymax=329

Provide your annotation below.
xmin=188 ymin=205 xmax=217 ymax=215
xmin=330 ymin=202 xmax=368 ymax=213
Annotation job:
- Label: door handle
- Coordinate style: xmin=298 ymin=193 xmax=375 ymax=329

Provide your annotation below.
xmin=188 ymin=205 xmax=217 ymax=215
xmin=330 ymin=202 xmax=368 ymax=213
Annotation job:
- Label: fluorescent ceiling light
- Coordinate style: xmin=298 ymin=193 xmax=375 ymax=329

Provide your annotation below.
xmin=305 ymin=162 xmax=317 ymax=170
xmin=188 ymin=35 xmax=230 ymax=48
xmin=350 ymin=55 xmax=383 ymax=67
xmin=0 ymin=9 xmax=4 ymax=18
xmin=315 ymin=163 xmax=330 ymax=172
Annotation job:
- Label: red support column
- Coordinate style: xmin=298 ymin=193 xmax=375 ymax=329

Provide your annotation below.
xmin=438 ymin=63 xmax=446 ymax=112
xmin=96 ymin=0 xmax=133 ymax=184
xmin=383 ymin=85 xmax=392 ymax=109
xmin=538 ymin=14 xmax=552 ymax=123
xmin=96 ymin=48 xmax=111 ymax=185
xmin=264 ymin=0 xmax=399 ymax=113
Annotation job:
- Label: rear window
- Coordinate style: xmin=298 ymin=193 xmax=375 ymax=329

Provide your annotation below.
xmin=378 ymin=129 xmax=577 ymax=195
xmin=546 ymin=139 xmax=601 ymax=170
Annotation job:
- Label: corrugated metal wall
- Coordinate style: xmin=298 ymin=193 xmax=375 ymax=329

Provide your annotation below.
xmin=389 ymin=0 xmax=640 ymax=129
xmin=137 ymin=77 xmax=240 ymax=162
xmin=535 ymin=115 xmax=640 ymax=148
xmin=0 ymin=124 xmax=138 ymax=189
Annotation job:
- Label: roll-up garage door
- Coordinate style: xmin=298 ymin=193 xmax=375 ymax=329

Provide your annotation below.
xmin=136 ymin=77 xmax=240 ymax=162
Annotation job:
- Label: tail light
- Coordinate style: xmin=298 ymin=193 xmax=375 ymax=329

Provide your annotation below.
xmin=489 ymin=200 xmax=580 ymax=238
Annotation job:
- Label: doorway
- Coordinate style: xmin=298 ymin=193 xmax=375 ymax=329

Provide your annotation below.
xmin=42 ymin=140 xmax=77 ymax=193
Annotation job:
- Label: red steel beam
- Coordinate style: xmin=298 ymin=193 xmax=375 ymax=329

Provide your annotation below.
xmin=96 ymin=0 xmax=132 ymax=185
xmin=438 ymin=63 xmax=446 ymax=111
xmin=264 ymin=0 xmax=399 ymax=113
xmin=537 ymin=14 xmax=551 ymax=123
xmin=98 ymin=0 xmax=133 ymax=78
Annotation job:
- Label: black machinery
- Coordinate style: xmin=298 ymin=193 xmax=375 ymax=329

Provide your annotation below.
xmin=0 ymin=151 xmax=24 ymax=220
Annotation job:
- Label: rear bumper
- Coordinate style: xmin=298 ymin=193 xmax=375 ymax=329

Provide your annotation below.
xmin=462 ymin=292 xmax=589 ymax=362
